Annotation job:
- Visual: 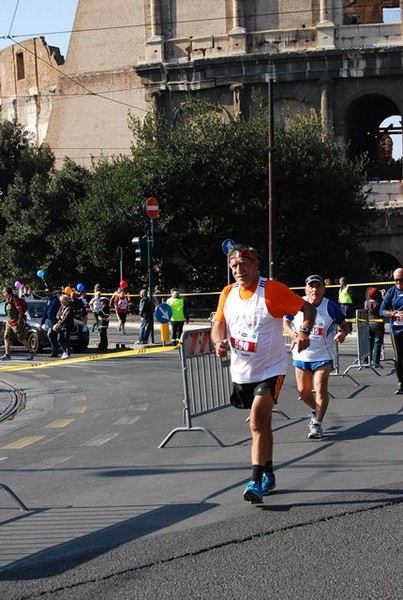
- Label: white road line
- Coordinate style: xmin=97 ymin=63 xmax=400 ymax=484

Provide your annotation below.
xmin=26 ymin=456 xmax=73 ymax=470
xmin=113 ymin=416 xmax=140 ymax=425
xmin=80 ymin=433 xmax=119 ymax=446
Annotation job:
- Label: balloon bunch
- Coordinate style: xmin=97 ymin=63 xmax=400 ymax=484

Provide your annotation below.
xmin=64 ymin=283 xmax=85 ymax=295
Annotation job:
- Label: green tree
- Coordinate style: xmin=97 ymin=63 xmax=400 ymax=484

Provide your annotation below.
xmin=126 ymin=98 xmax=269 ymax=290
xmin=273 ymin=112 xmax=373 ymax=284
xmin=0 ymin=120 xmax=54 ymax=285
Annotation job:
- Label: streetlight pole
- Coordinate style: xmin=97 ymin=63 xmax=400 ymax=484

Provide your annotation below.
xmin=267 ymin=74 xmax=275 ymax=280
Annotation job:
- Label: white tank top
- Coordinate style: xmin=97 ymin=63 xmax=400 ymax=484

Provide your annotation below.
xmin=291 ymin=296 xmax=336 ymax=362
xmin=224 ymin=277 xmax=287 ymax=383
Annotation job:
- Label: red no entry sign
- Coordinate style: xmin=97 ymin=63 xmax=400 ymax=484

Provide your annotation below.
xmin=145 ymin=197 xmax=160 ymax=219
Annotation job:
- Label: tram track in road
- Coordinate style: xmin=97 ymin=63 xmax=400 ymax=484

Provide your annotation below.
xmin=0 ymin=379 xmax=26 ymax=423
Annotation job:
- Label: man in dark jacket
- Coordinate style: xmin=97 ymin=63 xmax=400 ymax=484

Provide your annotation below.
xmin=138 ymin=289 xmax=152 ymax=344
xmin=40 ymin=287 xmax=61 ymax=357
xmin=380 ymin=267 xmax=403 ymax=394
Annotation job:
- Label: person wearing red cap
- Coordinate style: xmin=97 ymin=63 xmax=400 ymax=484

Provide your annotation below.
xmin=284 ymin=274 xmax=350 ymax=439
xmin=211 ymin=244 xmax=316 ymax=504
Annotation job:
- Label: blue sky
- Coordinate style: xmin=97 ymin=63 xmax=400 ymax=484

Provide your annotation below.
xmin=0 ymin=0 xmax=78 ymax=57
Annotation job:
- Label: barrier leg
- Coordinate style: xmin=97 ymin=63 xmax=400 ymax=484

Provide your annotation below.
xmin=159 ymin=407 xmax=225 ymax=448
xmin=0 ymin=483 xmax=29 ymax=512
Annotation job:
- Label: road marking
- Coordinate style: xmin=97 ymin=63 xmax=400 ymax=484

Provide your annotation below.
xmin=80 ymin=433 xmax=119 ymax=446
xmin=113 ymin=416 xmax=140 ymax=425
xmin=45 ymin=419 xmax=75 ymax=429
xmin=41 ymin=433 xmax=65 ymax=445
xmin=134 ymin=403 xmax=148 ymax=411
xmin=0 ymin=457 xmax=8 ymax=461
xmin=26 ymin=456 xmax=73 ymax=470
xmin=0 ymin=344 xmax=177 ymax=372
xmin=1 ymin=436 xmax=45 ymax=449
xmin=67 ymin=406 xmax=87 ymax=414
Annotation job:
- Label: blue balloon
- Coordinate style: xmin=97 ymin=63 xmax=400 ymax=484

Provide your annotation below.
xmin=77 ymin=283 xmax=85 ymax=292
xmin=37 ymin=269 xmax=45 ymax=278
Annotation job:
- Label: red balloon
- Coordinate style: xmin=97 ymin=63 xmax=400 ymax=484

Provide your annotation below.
xmin=120 ymin=280 xmax=128 ymax=289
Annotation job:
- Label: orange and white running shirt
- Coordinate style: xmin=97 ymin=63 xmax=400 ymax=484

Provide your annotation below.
xmin=215 ymin=277 xmax=305 ymax=384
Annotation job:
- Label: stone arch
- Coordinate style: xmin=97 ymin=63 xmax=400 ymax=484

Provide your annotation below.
xmin=343 ymin=93 xmax=401 ymax=179
xmin=366 ymin=250 xmax=401 ymax=274
xmin=171 ymin=101 xmax=233 ymax=126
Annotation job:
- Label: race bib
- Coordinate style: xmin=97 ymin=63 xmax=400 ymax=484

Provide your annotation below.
xmin=230 ymin=329 xmax=258 ymax=356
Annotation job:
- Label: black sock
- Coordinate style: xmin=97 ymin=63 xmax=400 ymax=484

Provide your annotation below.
xmin=264 ymin=461 xmax=273 ymax=475
xmin=251 ymin=464 xmax=264 ymax=483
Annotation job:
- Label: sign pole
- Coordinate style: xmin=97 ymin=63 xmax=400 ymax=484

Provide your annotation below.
xmin=144 ymin=197 xmax=160 ymax=344
xmin=222 ymin=239 xmax=236 ymax=285
xmin=147 ymin=220 xmax=154 ymax=343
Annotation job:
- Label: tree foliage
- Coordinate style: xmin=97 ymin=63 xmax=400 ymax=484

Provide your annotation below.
xmin=0 ymin=107 xmax=375 ymax=292
xmin=273 ymin=112 xmax=373 ymax=284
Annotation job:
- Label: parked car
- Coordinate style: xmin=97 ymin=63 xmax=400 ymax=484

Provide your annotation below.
xmin=0 ymin=300 xmax=90 ymax=353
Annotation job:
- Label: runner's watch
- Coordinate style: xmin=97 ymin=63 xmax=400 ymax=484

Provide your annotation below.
xmin=299 ymin=326 xmax=311 ymax=335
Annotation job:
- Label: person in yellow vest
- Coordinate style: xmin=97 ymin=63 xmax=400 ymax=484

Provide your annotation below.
xmin=167 ymin=288 xmax=189 ymax=345
xmin=338 ymin=276 xmax=354 ymax=333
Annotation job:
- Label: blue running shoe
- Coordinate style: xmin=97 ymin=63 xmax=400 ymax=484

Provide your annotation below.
xmin=243 ymin=480 xmax=263 ymax=504
xmin=261 ymin=472 xmax=276 ymax=495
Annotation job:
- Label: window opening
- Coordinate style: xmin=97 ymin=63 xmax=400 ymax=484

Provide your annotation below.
xmin=383 ymin=8 xmax=401 ymax=23
xmin=16 ymin=52 xmax=25 ymax=80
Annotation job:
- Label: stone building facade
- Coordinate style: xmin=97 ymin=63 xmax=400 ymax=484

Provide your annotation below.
xmin=0 ymin=37 xmax=64 ymax=144
xmin=44 ymin=1 xmax=403 ymax=268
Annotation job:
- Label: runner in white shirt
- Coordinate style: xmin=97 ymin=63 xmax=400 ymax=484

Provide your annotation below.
xmin=211 ymin=244 xmax=316 ymax=504
xmin=284 ymin=274 xmax=350 ymax=440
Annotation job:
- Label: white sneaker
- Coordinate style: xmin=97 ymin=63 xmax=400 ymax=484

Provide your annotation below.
xmin=61 ymin=352 xmax=70 ymax=359
xmin=308 ymin=421 xmax=323 ymax=439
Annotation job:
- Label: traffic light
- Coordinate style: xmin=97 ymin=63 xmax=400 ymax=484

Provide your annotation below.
xmin=131 ymin=236 xmax=146 ymax=267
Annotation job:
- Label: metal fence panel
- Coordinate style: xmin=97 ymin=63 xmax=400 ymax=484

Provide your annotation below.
xmin=159 ymin=328 xmax=231 ymax=447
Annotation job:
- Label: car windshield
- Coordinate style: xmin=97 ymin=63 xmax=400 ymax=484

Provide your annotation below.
xmin=28 ymin=301 xmax=46 ymax=319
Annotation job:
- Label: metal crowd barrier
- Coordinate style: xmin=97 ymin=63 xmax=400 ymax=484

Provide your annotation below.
xmin=159 ymin=328 xmax=231 ymax=447
xmin=343 ymin=309 xmax=380 ymax=376
xmin=159 ymin=327 xmax=289 ymax=448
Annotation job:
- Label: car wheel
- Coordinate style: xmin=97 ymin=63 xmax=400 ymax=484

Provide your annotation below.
xmin=27 ymin=331 xmax=41 ymax=353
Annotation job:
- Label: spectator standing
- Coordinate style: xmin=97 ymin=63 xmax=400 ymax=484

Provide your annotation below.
xmin=54 ymin=294 xmax=74 ymax=359
xmin=283 ymin=274 xmax=349 ymax=440
xmin=78 ymin=291 xmax=89 ymax=324
xmin=39 ymin=287 xmax=61 ymax=357
xmin=211 ymin=244 xmax=316 ymax=504
xmin=338 ymin=276 xmax=354 ymax=333
xmin=1 ymin=286 xmax=35 ymax=361
xmin=114 ymin=288 xmax=130 ymax=334
xmin=137 ymin=289 xmax=153 ymax=344
xmin=167 ymin=288 xmax=189 ymax=345
xmin=380 ymin=268 xmax=403 ymax=394
xmin=89 ymin=290 xmax=102 ymax=332
xmin=97 ymin=297 xmax=110 ymax=350
xmin=364 ymin=287 xmax=385 ymax=368
xmin=20 ymin=285 xmax=34 ymax=301
xmin=70 ymin=291 xmax=87 ymax=321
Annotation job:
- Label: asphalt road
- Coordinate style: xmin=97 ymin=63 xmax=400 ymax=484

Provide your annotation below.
xmin=0 ymin=320 xmax=403 ymax=599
